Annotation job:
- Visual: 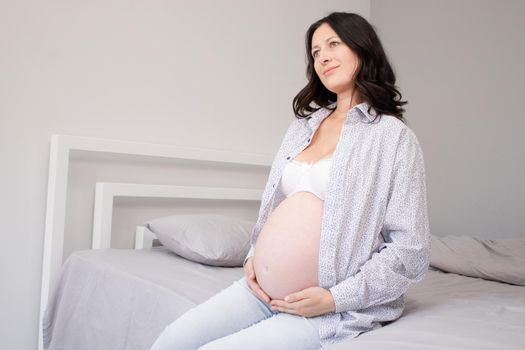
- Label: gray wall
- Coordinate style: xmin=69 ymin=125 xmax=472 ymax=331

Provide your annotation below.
xmin=0 ymin=1 xmax=369 ymax=349
xmin=371 ymin=0 xmax=524 ymax=239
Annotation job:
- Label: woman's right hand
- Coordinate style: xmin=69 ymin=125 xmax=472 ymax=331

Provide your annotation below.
xmin=244 ymin=257 xmax=271 ymax=304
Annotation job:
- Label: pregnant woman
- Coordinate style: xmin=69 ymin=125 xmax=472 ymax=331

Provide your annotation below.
xmin=151 ymin=11 xmax=430 ymax=350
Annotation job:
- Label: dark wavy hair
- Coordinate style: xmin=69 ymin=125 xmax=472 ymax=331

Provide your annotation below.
xmin=292 ymin=12 xmax=407 ymax=123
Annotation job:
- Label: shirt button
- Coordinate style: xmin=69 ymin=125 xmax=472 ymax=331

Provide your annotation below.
xmin=307 ymin=138 xmax=311 ymax=142
xmin=272 ymin=183 xmax=276 ymax=188
xmin=286 ymin=156 xmax=291 ymax=160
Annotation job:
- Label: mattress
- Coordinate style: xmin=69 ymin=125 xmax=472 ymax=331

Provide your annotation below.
xmin=43 ymin=247 xmax=525 ymax=350
xmin=324 ymin=266 xmax=525 ymax=349
xmin=43 ymin=247 xmax=245 ymax=350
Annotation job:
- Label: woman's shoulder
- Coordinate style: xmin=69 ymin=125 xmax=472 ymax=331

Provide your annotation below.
xmin=372 ymin=114 xmax=421 ymax=145
xmin=286 ymin=116 xmax=310 ymax=134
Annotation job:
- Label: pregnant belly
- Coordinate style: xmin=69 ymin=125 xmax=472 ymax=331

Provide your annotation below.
xmin=253 ymin=192 xmax=323 ymax=300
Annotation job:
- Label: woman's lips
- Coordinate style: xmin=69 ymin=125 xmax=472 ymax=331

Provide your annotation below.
xmin=324 ymin=66 xmax=339 ymax=76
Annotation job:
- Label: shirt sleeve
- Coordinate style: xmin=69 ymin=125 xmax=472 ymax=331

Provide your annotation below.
xmin=243 ymin=243 xmax=255 ymax=267
xmin=328 ymin=128 xmax=431 ymax=313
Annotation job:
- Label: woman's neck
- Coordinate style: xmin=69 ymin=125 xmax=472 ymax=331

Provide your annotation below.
xmin=331 ymin=91 xmax=363 ymax=120
xmin=335 ymin=88 xmax=362 ymax=114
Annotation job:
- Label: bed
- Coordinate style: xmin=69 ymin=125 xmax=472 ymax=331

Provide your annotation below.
xmin=40 ymin=135 xmax=525 ymax=350
xmin=42 ymin=239 xmax=525 ymax=350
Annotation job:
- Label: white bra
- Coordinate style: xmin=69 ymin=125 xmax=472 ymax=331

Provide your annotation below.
xmin=278 ymin=157 xmax=332 ymax=201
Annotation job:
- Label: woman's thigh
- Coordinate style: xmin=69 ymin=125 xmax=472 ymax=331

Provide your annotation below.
xmin=199 ymin=312 xmax=323 ymax=350
xmin=150 ymin=276 xmax=275 ymax=350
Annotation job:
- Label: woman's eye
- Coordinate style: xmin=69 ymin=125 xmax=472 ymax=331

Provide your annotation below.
xmin=312 ymin=42 xmax=338 ymax=58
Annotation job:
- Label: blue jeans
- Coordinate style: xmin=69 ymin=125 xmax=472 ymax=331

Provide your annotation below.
xmin=150 ymin=276 xmax=323 ymax=350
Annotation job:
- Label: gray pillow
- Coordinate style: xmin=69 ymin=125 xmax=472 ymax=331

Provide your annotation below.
xmin=145 ymin=214 xmax=255 ymax=267
xmin=430 ymin=234 xmax=525 ymax=285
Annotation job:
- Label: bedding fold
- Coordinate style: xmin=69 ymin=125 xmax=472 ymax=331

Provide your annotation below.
xmin=430 ymin=234 xmax=525 ymax=285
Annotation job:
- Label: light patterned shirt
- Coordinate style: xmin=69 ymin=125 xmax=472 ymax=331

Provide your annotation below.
xmin=244 ymin=101 xmax=431 ymax=347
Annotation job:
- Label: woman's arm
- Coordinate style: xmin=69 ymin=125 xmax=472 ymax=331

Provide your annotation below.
xmin=329 ymin=128 xmax=431 ymax=314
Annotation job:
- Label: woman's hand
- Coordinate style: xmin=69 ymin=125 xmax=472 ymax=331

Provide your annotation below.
xmin=270 ymin=286 xmax=336 ymax=317
xmin=244 ymin=257 xmax=271 ymax=304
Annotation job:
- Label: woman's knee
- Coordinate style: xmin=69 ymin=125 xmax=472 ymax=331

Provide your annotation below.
xmin=150 ymin=321 xmax=202 ymax=350
xmin=150 ymin=324 xmax=177 ymax=350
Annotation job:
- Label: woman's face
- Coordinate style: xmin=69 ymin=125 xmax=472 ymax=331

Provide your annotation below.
xmin=311 ymin=23 xmax=360 ymax=95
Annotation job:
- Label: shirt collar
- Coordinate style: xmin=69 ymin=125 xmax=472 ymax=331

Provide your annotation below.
xmin=306 ymin=101 xmax=376 ymax=129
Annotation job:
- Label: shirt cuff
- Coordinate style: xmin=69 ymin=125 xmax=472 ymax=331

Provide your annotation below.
xmin=243 ymin=244 xmax=255 ymax=267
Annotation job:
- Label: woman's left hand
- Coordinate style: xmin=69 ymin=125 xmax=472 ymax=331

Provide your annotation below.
xmin=270 ymin=286 xmax=336 ymax=317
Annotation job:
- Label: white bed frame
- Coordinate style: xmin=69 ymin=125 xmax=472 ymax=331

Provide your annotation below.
xmin=39 ymin=134 xmax=272 ymax=350
xmin=92 ymin=182 xmax=265 ymax=250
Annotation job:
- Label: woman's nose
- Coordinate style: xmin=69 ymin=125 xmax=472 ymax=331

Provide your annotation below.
xmin=318 ymin=50 xmax=331 ymax=63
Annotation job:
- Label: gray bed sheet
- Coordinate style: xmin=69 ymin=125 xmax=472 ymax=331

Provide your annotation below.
xmin=43 ymin=247 xmax=244 ymax=350
xmin=325 ymin=266 xmax=525 ymax=350
xmin=43 ymin=247 xmax=525 ymax=350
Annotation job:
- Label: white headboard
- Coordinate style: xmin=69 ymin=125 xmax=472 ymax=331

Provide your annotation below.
xmin=39 ymin=134 xmax=273 ymax=350
xmin=92 ymin=182 xmax=265 ymax=249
